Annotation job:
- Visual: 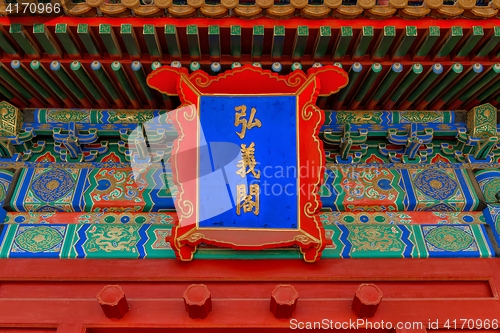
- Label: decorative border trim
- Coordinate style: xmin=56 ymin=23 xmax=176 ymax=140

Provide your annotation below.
xmin=148 ymin=65 xmax=348 ymax=262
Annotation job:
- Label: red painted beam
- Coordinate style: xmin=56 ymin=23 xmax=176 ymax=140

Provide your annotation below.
xmin=1 ymin=258 xmax=498 ymax=281
xmin=0 ymin=259 xmax=499 ymax=329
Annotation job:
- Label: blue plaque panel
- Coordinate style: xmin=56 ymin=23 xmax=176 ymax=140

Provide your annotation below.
xmin=198 ymin=96 xmax=298 ymax=229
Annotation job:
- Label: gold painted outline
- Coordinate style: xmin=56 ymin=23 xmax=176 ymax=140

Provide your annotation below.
xmin=170 ymin=69 xmax=326 ymax=261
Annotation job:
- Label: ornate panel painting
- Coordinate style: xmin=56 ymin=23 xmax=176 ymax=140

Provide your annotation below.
xmin=148 ymin=65 xmax=348 ymax=261
xmin=319 ymin=167 xmax=480 ymax=212
xmin=7 ymin=167 xmax=174 ymax=212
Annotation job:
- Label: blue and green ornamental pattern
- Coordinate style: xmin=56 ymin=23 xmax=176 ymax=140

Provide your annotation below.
xmin=0 ymin=106 xmax=498 ymax=259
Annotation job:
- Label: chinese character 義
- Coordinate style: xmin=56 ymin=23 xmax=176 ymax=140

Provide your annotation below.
xmin=236 ymin=142 xmax=260 ymax=179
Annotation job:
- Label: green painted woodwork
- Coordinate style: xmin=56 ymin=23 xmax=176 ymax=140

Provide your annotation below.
xmin=0 ymin=25 xmax=19 ymax=56
xmin=372 ymin=26 xmax=395 ymax=61
xmin=164 ymin=25 xmax=181 ymax=58
xmin=352 ymin=26 xmax=374 ymax=59
xmin=30 ymin=60 xmax=67 ymax=100
xmin=110 ymin=61 xmax=138 ymax=104
xmin=208 ymin=25 xmax=221 ymax=59
xmin=292 ymin=26 xmax=309 ymax=60
xmin=70 ymin=61 xmax=105 ymax=102
xmin=251 ymin=25 xmax=264 ymax=59
xmin=414 ymin=26 xmax=440 ymax=59
xmin=9 ymin=23 xmax=40 ymax=57
xmin=332 ymin=26 xmax=351 ymax=60
xmin=55 ymin=24 xmax=81 ymax=57
xmin=98 ymin=24 xmax=122 ymax=58
xmin=476 ymin=26 xmax=500 ymax=58
xmin=77 ymin=24 xmax=100 ymax=57
xmin=352 ymin=63 xmax=382 ymax=103
xmin=421 ymin=63 xmax=463 ymax=104
xmin=120 ymin=24 xmax=142 ymax=59
xmin=271 ymin=26 xmax=285 ymax=59
xmin=186 ymin=24 xmax=201 ymax=58
xmin=230 ymin=25 xmax=241 ymax=58
xmin=434 ymin=26 xmax=462 ymax=59
xmin=143 ymin=25 xmax=162 ymax=59
xmin=0 ymin=63 xmax=35 ymax=100
xmin=11 ymin=61 xmax=52 ymax=99
xmin=392 ymin=26 xmax=417 ymax=61
xmin=456 ymin=26 xmax=484 ymax=58
xmin=313 ymin=26 xmax=332 ymax=60
xmin=33 ymin=23 xmax=62 ymax=58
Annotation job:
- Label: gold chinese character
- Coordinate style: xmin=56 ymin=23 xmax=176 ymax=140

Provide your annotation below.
xmin=236 ymin=184 xmax=260 ymax=215
xmin=236 ymin=142 xmax=260 ymax=179
xmin=234 ymin=105 xmax=261 ymax=139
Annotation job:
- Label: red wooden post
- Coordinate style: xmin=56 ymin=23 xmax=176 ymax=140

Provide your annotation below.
xmin=351 ymin=283 xmax=383 ymax=318
xmin=96 ymin=285 xmax=130 ymax=319
xmin=183 ymin=284 xmax=212 ymax=319
xmin=270 ymin=284 xmax=299 ymax=319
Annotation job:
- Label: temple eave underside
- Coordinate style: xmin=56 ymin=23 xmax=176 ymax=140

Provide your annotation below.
xmin=1 ymin=4 xmax=500 ymax=330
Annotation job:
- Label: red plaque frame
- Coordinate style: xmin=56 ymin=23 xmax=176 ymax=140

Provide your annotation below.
xmin=147 ymin=66 xmax=348 ymax=262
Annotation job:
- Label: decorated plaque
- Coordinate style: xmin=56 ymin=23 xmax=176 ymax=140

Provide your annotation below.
xmin=148 ymin=65 xmax=347 ymax=262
